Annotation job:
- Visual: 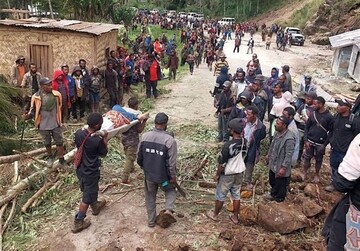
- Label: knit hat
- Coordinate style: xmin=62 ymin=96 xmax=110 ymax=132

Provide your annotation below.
xmin=39 ymin=77 xmax=52 ymax=85
xmin=228 ymin=118 xmax=245 ymax=134
xmin=154 ymin=112 xmax=169 ymax=124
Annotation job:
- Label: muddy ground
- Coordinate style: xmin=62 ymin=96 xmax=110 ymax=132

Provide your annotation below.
xmin=22 ymin=32 xmax=353 ymax=251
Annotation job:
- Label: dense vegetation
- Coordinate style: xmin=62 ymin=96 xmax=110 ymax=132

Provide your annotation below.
xmin=2 ymin=0 xmax=293 ymax=21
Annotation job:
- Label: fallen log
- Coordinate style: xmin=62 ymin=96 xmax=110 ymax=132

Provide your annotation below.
xmin=0 ymin=120 xmax=140 ymax=207
xmin=21 ymin=182 xmax=55 ymax=213
xmin=0 ymin=146 xmax=55 ymax=165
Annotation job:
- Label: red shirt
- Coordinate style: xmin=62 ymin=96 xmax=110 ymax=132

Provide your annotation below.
xmin=149 ymin=61 xmax=158 ymax=81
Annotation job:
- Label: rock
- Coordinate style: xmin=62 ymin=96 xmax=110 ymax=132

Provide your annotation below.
xmin=178 ymin=243 xmax=191 ymax=251
xmin=156 ymin=210 xmax=177 ymax=228
xmin=293 ymin=194 xmax=323 ymax=217
xmin=304 ymin=183 xmax=319 ymax=198
xmin=199 ymin=181 xmax=216 ymax=188
xmin=290 ymin=169 xmax=303 ymax=182
xmin=239 ymin=205 xmax=258 ymax=226
xmin=302 ymin=199 xmax=324 ymax=217
xmin=258 ymin=202 xmax=310 ymax=234
xmin=231 ymin=240 xmax=244 ymax=251
xmin=219 ymin=230 xmax=234 ymax=241
xmin=351 ymin=85 xmax=360 ymax=92
xmin=240 ymin=190 xmax=253 ymax=199
xmin=309 ymin=33 xmax=330 ymax=45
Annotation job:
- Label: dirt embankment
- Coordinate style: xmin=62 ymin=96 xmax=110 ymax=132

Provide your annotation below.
xmin=304 ymin=0 xmax=360 ymax=45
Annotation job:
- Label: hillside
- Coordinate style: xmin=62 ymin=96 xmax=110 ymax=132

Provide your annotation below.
xmin=304 ymin=0 xmax=360 ymax=44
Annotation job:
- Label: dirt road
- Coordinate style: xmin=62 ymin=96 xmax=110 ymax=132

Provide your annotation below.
xmin=34 ymin=33 xmax=335 ymax=251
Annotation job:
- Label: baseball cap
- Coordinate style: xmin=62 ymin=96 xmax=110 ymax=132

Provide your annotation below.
xmin=228 ymin=118 xmax=244 ymax=134
xmin=297 ymin=91 xmax=306 ymax=99
xmin=305 ymin=91 xmax=317 ymax=99
xmin=39 ymin=77 xmax=52 ymax=85
xmin=154 ymin=112 xmax=169 ymax=124
xmin=335 ymin=98 xmax=352 ymax=108
xmin=304 ymin=75 xmax=312 ymax=80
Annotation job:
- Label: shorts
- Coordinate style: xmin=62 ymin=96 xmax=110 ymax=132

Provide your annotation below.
xmin=76 ymin=172 xmax=100 ymax=205
xmin=39 ymin=127 xmax=63 ymax=147
xmin=89 ymin=92 xmax=100 ymax=104
xmin=215 ymin=173 xmax=243 ymax=201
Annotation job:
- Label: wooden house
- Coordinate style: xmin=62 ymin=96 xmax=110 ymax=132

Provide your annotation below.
xmin=329 ymin=29 xmax=360 ymax=83
xmin=0 ymin=18 xmax=122 ymax=79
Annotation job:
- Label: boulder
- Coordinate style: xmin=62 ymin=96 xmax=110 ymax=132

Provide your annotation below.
xmin=290 ymin=169 xmax=303 ymax=182
xmin=258 ymin=202 xmax=310 ymax=234
xmin=156 ymin=210 xmax=177 ymax=228
xmin=310 ymin=33 xmax=330 ymax=45
xmin=304 ymin=183 xmax=319 ymax=198
xmin=293 ymin=194 xmax=323 ymax=217
xmin=302 ymin=199 xmax=324 ymax=217
xmin=240 ymin=190 xmax=253 ymax=199
xmin=239 ymin=205 xmax=258 ymax=226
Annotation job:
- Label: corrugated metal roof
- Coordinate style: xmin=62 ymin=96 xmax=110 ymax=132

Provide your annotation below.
xmin=329 ymin=29 xmax=360 ymax=48
xmin=0 ymin=18 xmax=121 ymax=35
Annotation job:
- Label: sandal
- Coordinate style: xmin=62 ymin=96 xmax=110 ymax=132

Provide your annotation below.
xmin=229 ymin=215 xmax=239 ymax=225
xmin=206 ymin=210 xmax=219 ymax=222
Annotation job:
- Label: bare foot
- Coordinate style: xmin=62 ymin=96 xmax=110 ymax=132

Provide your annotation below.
xmin=229 ymin=215 xmax=239 ymax=224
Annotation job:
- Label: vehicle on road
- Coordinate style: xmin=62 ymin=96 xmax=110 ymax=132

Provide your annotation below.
xmin=218 ymin=17 xmax=235 ymax=26
xmin=194 ymin=13 xmax=204 ymax=21
xmin=179 ymin=12 xmax=187 ymax=18
xmin=285 ymin=27 xmax=305 ymax=46
xmin=167 ymin=10 xmax=176 ymax=18
xmin=187 ymin=12 xmax=197 ymax=20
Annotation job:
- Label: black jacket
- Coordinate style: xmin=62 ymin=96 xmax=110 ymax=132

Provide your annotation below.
xmin=304 ymin=109 xmax=334 ymax=144
xmin=137 ymin=128 xmax=177 ymax=183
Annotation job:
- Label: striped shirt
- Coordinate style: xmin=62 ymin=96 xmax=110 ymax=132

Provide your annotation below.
xmin=214 ymin=60 xmax=229 ymax=76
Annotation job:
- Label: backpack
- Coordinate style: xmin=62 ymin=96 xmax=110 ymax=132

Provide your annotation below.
xmin=351 ymin=94 xmax=360 ymax=117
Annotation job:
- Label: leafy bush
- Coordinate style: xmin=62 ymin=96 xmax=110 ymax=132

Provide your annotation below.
xmin=111 ymin=7 xmax=136 ymax=26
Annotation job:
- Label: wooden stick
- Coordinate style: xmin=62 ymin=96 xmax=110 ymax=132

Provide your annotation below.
xmin=186 ymin=188 xmax=215 ymax=194
xmin=0 ymin=203 xmax=7 ymax=251
xmin=2 ymin=198 xmax=16 ymax=234
xmin=252 ymin=180 xmax=259 ymax=207
xmin=0 ymin=161 xmax=19 ymax=251
xmin=0 ymin=146 xmax=55 ymax=165
xmin=101 ymin=183 xmax=114 ymax=193
xmin=13 ymin=150 xmax=48 ymax=168
xmin=112 ymin=191 xmax=130 ymax=204
xmin=21 ymin=182 xmax=54 ymax=213
xmin=191 ymin=154 xmax=209 ymax=179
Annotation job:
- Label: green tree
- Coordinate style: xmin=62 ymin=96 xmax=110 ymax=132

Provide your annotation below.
xmin=111 ymin=7 xmax=135 ymax=26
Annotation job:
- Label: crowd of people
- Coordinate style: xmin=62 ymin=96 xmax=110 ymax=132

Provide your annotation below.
xmin=210 ymin=42 xmax=360 ymax=249
xmin=9 ymin=16 xmax=360 ymax=250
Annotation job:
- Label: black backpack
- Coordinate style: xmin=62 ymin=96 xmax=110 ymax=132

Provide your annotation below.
xmin=351 ymin=93 xmax=360 ymax=117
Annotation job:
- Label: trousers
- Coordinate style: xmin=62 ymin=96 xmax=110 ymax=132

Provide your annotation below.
xmin=144 ymin=179 xmax=176 ymax=225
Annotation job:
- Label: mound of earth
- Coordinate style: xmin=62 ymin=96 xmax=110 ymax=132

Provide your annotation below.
xmin=304 ymin=0 xmax=360 ymax=44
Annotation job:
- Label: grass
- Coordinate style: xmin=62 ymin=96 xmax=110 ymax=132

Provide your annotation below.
xmin=1 ymin=25 xmax=192 ymax=251
xmin=280 ymin=0 xmax=324 ymax=29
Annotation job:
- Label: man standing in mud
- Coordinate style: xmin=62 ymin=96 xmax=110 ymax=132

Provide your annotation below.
xmin=137 ymin=112 xmax=178 ymax=227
